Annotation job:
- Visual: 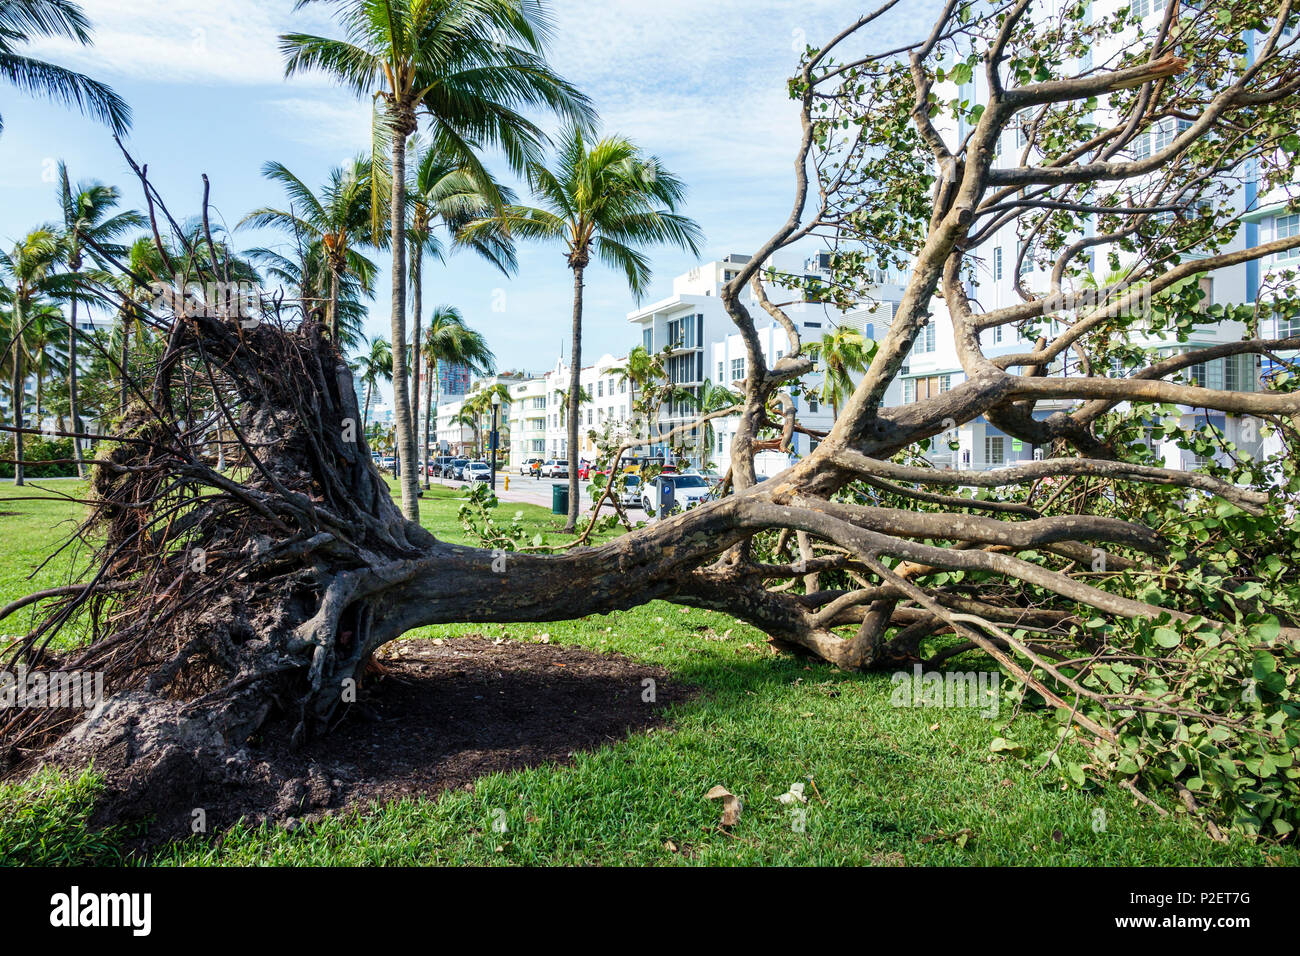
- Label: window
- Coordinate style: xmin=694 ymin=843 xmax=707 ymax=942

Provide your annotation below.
xmin=730 ymin=358 xmax=746 ymax=381
xmin=717 ymin=361 xmax=724 ymax=382
xmin=1277 ymin=312 xmax=1300 ymax=338
xmin=531 ymin=396 xmax=545 ymax=409
xmin=904 ymin=374 xmax=950 ymax=403
xmin=643 ymin=327 xmax=653 ymax=351
xmin=619 ymin=379 xmax=627 ymax=394
xmin=1276 ymin=213 xmax=1300 ymax=260
xmin=990 ymin=325 xmax=1004 ymax=345
xmin=597 ymin=380 xmax=603 ymax=398
xmin=1133 ymin=0 xmax=1166 ymax=18
xmin=993 ymin=246 xmax=1003 ymax=280
xmin=915 ymin=321 xmax=936 ymax=353
xmin=587 ymin=409 xmax=593 ymax=425
xmin=1225 ymin=354 xmax=1257 ymax=393
xmin=808 ymin=396 xmax=819 ymax=413
xmin=1134 ymin=117 xmax=1190 ymax=161
xmin=666 ymin=313 xmax=703 ymax=349
xmin=985 ymin=435 xmax=1005 ymax=466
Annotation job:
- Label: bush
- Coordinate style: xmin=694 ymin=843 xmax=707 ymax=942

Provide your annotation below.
xmin=0 ymin=436 xmax=78 ymax=478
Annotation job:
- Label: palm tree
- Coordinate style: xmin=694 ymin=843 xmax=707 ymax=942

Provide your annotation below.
xmin=449 ymin=408 xmax=480 ymax=456
xmin=406 ymin=140 xmax=515 ymax=487
xmin=0 ymin=227 xmax=61 ymax=484
xmin=464 ymin=382 xmax=512 ymax=460
xmin=0 ymin=0 xmax=130 ymax=136
xmin=351 ymin=336 xmax=393 ymax=429
xmin=689 ymin=378 xmax=741 ymax=469
xmin=421 ymin=306 xmax=493 ymax=487
xmin=467 ymin=125 xmax=702 ymax=529
xmin=281 ymin=0 xmax=594 ymax=521
xmin=810 ymin=325 xmax=875 ymax=418
xmin=107 ymin=236 xmax=164 ymax=413
xmin=57 ymin=164 xmax=145 ymax=476
xmin=240 ymin=157 xmax=376 ymax=342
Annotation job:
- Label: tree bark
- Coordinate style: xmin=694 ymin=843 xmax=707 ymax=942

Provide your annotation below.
xmin=119 ymin=313 xmax=130 ymax=415
xmin=410 ymin=248 xmax=423 ymax=492
xmin=68 ymin=288 xmax=83 ymax=478
xmin=424 ymin=357 xmax=435 ymax=489
xmin=388 ymin=110 xmax=420 ymax=521
xmin=565 ymin=262 xmax=584 ymax=532
xmin=10 ymin=308 xmax=24 ymax=487
xmin=328 ymin=268 xmax=339 ymax=342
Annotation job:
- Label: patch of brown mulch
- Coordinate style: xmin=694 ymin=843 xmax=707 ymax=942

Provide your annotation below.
xmin=92 ymin=636 xmax=692 ymax=851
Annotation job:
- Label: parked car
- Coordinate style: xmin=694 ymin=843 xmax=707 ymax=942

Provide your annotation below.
xmin=641 ymin=473 xmax=712 ymax=516
xmin=447 ymin=457 xmax=470 ymax=480
xmin=428 ymin=455 xmax=455 ymax=476
xmin=540 ymin=459 xmax=569 ymax=478
xmin=617 ymin=473 xmax=642 ymax=508
xmin=518 ymin=457 xmax=543 ymax=476
xmin=577 ymin=460 xmax=595 ymax=480
xmin=463 ymin=461 xmax=492 ymax=483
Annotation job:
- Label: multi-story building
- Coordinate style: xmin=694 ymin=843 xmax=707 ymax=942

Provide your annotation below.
xmin=913 ymin=0 xmax=1285 ymax=472
xmin=506 ymin=376 xmax=549 ymax=468
xmin=628 ymin=254 xmax=907 ymax=472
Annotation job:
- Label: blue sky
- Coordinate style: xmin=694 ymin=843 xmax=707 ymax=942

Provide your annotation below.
xmin=1 ymin=0 xmax=939 ymax=397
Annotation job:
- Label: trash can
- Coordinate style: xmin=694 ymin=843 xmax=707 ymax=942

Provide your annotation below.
xmin=551 ymin=483 xmax=569 ymax=515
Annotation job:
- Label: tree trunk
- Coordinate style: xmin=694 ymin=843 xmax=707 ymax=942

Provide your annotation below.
xmin=11 ymin=307 xmax=25 ymax=487
xmin=363 ymin=380 xmax=373 ymax=430
xmin=68 ymin=288 xmax=83 ymax=478
xmin=565 ymin=263 xmax=585 ymax=532
xmin=119 ymin=315 xmax=130 ymax=414
xmin=424 ymin=357 xmax=435 ymax=489
xmin=410 ymin=249 xmax=423 ymax=493
xmin=388 ymin=111 xmax=419 ymax=521
xmin=328 ymin=269 xmax=339 ymax=342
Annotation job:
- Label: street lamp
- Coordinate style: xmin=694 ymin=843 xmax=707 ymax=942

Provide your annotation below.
xmin=490 ymin=391 xmax=501 ymax=492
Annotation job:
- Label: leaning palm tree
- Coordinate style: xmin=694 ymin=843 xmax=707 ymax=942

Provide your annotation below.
xmin=421 ymin=306 xmax=493 ymax=488
xmin=57 ymin=164 xmax=145 ymax=476
xmin=466 ymin=125 xmax=702 ymax=530
xmin=0 ymin=227 xmax=61 ymax=484
xmin=0 ymin=0 xmax=130 ymax=135
xmin=281 ymin=0 xmax=593 ymax=521
xmin=809 ymin=325 xmax=875 ymax=419
xmin=406 ymin=139 xmax=516 ymax=483
xmin=351 ymin=336 xmax=393 ymax=429
xmin=239 ymin=157 xmax=376 ymax=342
xmin=688 ymin=378 xmax=741 ymax=469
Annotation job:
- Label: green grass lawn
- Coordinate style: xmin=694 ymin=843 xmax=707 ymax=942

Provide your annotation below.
xmin=0 ymin=478 xmax=1294 ymax=866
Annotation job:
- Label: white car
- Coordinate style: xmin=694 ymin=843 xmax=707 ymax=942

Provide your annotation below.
xmin=641 ymin=473 xmax=712 ymax=516
xmin=463 ymin=461 xmax=492 ymax=483
xmin=617 ymin=473 xmax=642 ymax=508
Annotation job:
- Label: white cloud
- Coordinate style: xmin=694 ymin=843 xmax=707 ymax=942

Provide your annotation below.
xmin=23 ymin=0 xmax=335 ymax=86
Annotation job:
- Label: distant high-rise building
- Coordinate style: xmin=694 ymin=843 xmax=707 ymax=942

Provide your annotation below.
xmin=437 ymin=360 xmax=471 ymax=398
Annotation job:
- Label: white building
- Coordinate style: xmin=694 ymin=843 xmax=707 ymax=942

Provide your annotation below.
xmin=627 ymin=254 xmax=906 ymax=473
xmin=913 ymin=0 xmax=1287 ymax=472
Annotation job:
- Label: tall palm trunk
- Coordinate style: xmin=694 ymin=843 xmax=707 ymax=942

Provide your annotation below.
xmin=119 ymin=312 xmax=130 ymax=414
xmin=409 ymin=249 xmax=423 ymax=491
xmin=565 ymin=262 xmax=585 ymax=532
xmin=68 ymin=286 xmax=83 ymax=477
xmin=363 ymin=379 xmax=373 ymax=430
xmin=11 ymin=300 xmax=25 ymax=486
xmin=388 ymin=111 xmax=419 ymax=520
xmin=424 ymin=357 xmax=436 ymax=489
xmin=328 ymin=268 xmax=340 ymax=341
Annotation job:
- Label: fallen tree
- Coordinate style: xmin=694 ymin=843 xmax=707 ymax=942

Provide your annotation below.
xmin=3 ymin=0 xmax=1300 ymax=838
